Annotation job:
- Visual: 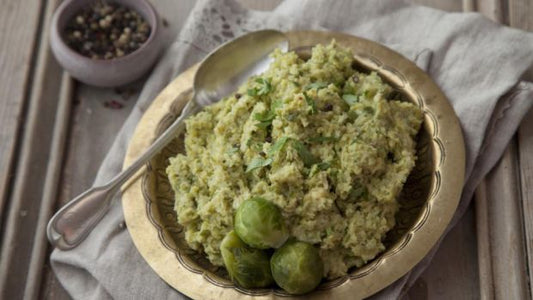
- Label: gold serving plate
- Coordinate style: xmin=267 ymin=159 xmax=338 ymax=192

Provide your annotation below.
xmin=122 ymin=31 xmax=465 ymax=299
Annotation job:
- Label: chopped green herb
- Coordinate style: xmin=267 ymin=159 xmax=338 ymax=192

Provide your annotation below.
xmin=304 ymin=82 xmax=328 ymax=91
xmin=286 ymin=114 xmax=298 ymax=121
xmin=308 ymin=136 xmax=338 ymax=143
xmin=246 ymin=138 xmax=263 ymax=151
xmin=347 ymin=185 xmax=368 ymax=201
xmin=253 ymin=111 xmax=275 ymax=122
xmin=227 ymin=147 xmax=239 ymax=155
xmin=342 ymin=94 xmax=358 ymax=105
xmin=255 ymin=122 xmax=271 ymax=129
xmin=247 ymin=78 xmax=272 ymax=97
xmin=271 ymin=99 xmax=283 ymax=112
xmin=267 ymin=136 xmax=289 ymax=157
xmin=326 ymin=227 xmax=334 ymax=236
xmin=245 ymin=157 xmax=273 ymax=173
xmin=347 ymin=111 xmax=359 ymax=121
xmin=253 ymin=110 xmax=275 ymax=129
xmin=247 ymin=88 xmax=257 ymax=96
xmin=291 ymin=140 xmax=317 ymax=167
xmin=364 ymin=106 xmax=375 ymax=115
xmin=291 ymin=81 xmax=300 ymax=87
xmin=316 ymin=162 xmax=331 ymax=170
xmin=303 ymin=92 xmax=317 ymax=114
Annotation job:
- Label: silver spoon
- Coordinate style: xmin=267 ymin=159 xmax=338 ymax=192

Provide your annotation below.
xmin=47 ymin=30 xmax=289 ymax=250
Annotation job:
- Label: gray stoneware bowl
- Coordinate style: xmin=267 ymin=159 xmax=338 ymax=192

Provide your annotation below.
xmin=50 ymin=0 xmax=162 ymax=87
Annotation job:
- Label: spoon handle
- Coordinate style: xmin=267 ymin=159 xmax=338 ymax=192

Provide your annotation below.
xmin=47 ymin=98 xmax=199 ymax=250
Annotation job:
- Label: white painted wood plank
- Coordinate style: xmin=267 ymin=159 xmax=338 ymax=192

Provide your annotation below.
xmin=508 ymin=0 xmax=533 ymax=31
xmin=482 ymin=142 xmax=529 ymax=299
xmin=406 ymin=207 xmax=480 ymax=300
xmin=517 ymin=108 xmax=533 ymax=299
xmin=0 ymin=0 xmax=43 ymax=228
xmin=474 ymin=181 xmax=495 ymax=300
xmin=25 ymin=73 xmax=73 ymax=300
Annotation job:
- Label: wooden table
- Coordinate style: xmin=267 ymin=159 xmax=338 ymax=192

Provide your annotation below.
xmin=0 ymin=0 xmax=531 ymax=299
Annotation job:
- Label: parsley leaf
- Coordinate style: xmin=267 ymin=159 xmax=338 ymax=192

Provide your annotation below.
xmin=226 ymin=147 xmax=239 ymax=155
xmin=267 ymin=136 xmax=289 ymax=156
xmin=247 ymin=88 xmax=257 ymax=96
xmin=347 ymin=185 xmax=368 ymax=201
xmin=245 ymin=157 xmax=273 ymax=173
xmin=253 ymin=111 xmax=275 ymax=122
xmin=342 ymin=94 xmax=358 ymax=105
xmin=271 ymin=99 xmax=283 ymax=112
xmin=304 ymin=82 xmax=328 ymax=91
xmin=316 ymin=162 xmax=331 ymax=170
xmin=253 ymin=110 xmax=275 ymax=129
xmin=291 ymin=140 xmax=318 ymax=167
xmin=303 ymin=92 xmax=317 ymax=114
xmin=248 ymin=78 xmax=272 ymax=97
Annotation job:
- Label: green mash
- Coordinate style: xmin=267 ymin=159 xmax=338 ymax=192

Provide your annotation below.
xmin=166 ymin=41 xmax=423 ymax=279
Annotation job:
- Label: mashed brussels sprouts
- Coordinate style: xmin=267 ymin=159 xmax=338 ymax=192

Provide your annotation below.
xmin=166 ymin=41 xmax=423 ymax=280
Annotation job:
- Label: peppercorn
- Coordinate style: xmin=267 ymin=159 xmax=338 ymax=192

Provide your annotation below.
xmin=322 ymin=103 xmax=333 ymax=112
xmin=64 ymin=1 xmax=151 ymax=60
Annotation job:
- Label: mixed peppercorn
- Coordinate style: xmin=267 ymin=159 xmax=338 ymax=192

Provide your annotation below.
xmin=64 ymin=1 xmax=151 ymax=60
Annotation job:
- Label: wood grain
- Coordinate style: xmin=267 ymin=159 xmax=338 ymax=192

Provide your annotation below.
xmin=481 ymin=142 xmax=529 ymax=300
xmin=476 ymin=0 xmax=504 ymax=22
xmin=474 ymin=181 xmax=495 ymax=300
xmin=24 ymin=73 xmax=73 ymax=300
xmin=0 ymin=0 xmax=43 ymax=229
xmin=508 ymin=0 xmax=533 ymax=31
xmin=406 ymin=208 xmax=480 ymax=300
xmin=518 ymin=108 xmax=533 ymax=299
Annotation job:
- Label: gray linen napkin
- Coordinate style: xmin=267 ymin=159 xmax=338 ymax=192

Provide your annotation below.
xmin=51 ymin=0 xmax=533 ymax=299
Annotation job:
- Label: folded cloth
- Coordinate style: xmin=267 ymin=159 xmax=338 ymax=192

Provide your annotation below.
xmin=51 ymin=0 xmax=533 ymax=299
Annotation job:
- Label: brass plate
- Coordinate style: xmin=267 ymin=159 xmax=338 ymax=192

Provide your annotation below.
xmin=123 ymin=30 xmax=465 ymax=299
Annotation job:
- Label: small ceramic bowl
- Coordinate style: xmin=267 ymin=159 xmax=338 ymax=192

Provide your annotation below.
xmin=50 ymin=0 xmax=162 ymax=87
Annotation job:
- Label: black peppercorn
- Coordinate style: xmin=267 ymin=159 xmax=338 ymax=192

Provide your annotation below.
xmin=64 ymin=1 xmax=151 ymax=60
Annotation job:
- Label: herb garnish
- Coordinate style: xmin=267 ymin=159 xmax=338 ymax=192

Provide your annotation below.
xmin=253 ymin=110 xmax=275 ymax=129
xmin=291 ymin=140 xmax=318 ymax=167
xmin=303 ymin=92 xmax=317 ymax=114
xmin=347 ymin=184 xmax=368 ymax=201
xmin=342 ymin=94 xmax=358 ymax=105
xmin=245 ymin=157 xmax=273 ymax=173
xmin=246 ymin=136 xmax=328 ymax=172
xmin=304 ymin=82 xmax=328 ymax=91
xmin=316 ymin=162 xmax=331 ymax=170
xmin=247 ymin=78 xmax=272 ymax=96
xmin=267 ymin=136 xmax=289 ymax=156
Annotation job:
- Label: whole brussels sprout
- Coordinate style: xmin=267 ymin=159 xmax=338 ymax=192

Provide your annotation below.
xmin=270 ymin=241 xmax=324 ymax=295
xmin=234 ymin=197 xmax=289 ymax=249
xmin=220 ymin=230 xmax=274 ymax=289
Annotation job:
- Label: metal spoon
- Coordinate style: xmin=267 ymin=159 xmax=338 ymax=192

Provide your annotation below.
xmin=47 ymin=30 xmax=289 ymax=250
